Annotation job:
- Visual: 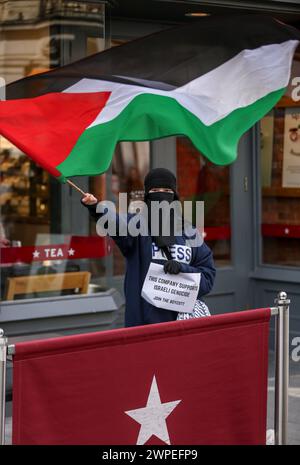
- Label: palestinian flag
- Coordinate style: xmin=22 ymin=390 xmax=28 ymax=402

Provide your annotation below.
xmin=0 ymin=15 xmax=299 ymax=183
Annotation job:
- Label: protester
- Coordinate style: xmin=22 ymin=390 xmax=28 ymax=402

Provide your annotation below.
xmin=81 ymin=168 xmax=216 ymax=327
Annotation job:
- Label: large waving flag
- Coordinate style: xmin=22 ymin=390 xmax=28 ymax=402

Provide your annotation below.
xmin=0 ymin=15 xmax=299 ymax=183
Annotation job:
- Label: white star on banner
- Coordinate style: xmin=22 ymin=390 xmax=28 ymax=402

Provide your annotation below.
xmin=125 ymin=375 xmax=181 ymax=445
xmin=68 ymin=248 xmax=75 ymax=256
xmin=32 ymin=250 xmax=40 ymax=258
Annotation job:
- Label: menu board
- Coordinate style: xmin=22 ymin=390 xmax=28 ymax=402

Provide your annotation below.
xmin=282 ymin=108 xmax=300 ymax=187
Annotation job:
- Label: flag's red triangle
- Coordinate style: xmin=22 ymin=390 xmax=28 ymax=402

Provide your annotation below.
xmin=0 ymin=91 xmax=111 ymax=177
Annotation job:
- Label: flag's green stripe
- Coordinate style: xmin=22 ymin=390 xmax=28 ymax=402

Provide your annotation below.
xmin=57 ymin=87 xmax=285 ymax=182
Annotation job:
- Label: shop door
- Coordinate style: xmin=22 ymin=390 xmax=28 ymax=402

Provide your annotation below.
xmin=251 ymin=104 xmax=300 ymax=343
xmin=152 ymin=132 xmax=256 ymax=315
xmin=153 ymin=120 xmax=300 ymax=326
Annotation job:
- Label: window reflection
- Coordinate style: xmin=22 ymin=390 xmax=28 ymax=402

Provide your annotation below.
xmin=261 ymin=106 xmax=300 ymax=267
xmin=89 ymin=142 xmax=150 ymax=277
xmin=0 ymin=0 xmax=107 ymax=300
xmin=176 ymin=137 xmax=231 ymax=266
xmin=260 ymin=51 xmax=300 ymax=267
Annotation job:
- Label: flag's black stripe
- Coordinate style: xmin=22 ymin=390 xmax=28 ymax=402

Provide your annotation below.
xmin=112 ymin=76 xmax=176 ymax=91
xmin=6 ymin=74 xmax=175 ymax=100
xmin=6 ymin=14 xmax=300 ymax=100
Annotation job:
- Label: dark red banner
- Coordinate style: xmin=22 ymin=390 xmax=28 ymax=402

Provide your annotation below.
xmin=12 ymin=308 xmax=270 ymax=445
xmin=262 ymin=223 xmax=300 ymax=239
xmin=0 ymin=235 xmax=112 ymax=264
xmin=203 ymin=225 xmax=231 ymax=241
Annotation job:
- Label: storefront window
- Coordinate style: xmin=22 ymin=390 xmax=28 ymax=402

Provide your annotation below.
xmin=260 ymin=53 xmax=300 ymax=267
xmin=0 ymin=0 xmax=107 ymax=301
xmin=89 ymin=142 xmax=150 ymax=278
xmin=260 ymin=105 xmax=300 ymax=266
xmin=176 ymin=137 xmax=231 ymax=266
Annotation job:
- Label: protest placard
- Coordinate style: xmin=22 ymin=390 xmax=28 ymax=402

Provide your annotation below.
xmin=141 ymin=263 xmax=201 ymax=313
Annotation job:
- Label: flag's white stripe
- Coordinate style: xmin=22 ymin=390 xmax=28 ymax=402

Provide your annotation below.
xmin=64 ymin=40 xmax=298 ymax=127
xmin=65 ymin=77 xmax=219 ymax=126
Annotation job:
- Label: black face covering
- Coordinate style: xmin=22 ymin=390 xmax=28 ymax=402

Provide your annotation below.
xmin=143 ymin=168 xmax=182 ymax=250
xmin=146 ymin=191 xmax=182 ymax=249
xmin=146 ymin=191 xmax=174 ymax=204
xmin=144 ymin=168 xmax=177 ymax=196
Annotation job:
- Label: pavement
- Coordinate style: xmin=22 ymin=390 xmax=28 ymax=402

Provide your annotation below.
xmin=267 ymin=351 xmax=300 ymax=445
xmin=4 ymin=350 xmax=300 ymax=445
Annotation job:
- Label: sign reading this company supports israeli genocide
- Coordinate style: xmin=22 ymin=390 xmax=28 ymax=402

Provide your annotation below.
xmin=142 ymin=263 xmax=201 ymax=313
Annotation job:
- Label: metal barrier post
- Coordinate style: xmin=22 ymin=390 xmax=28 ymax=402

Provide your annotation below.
xmin=0 ymin=328 xmax=8 ymax=445
xmin=274 ymin=291 xmax=290 ymax=445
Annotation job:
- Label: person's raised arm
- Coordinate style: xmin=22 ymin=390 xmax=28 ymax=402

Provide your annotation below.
xmin=81 ymin=193 xmax=100 ymax=219
xmin=80 ymin=193 xmax=135 ymax=257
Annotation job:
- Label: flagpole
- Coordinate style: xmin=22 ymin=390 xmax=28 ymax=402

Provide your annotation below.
xmin=66 ymin=179 xmax=87 ymax=196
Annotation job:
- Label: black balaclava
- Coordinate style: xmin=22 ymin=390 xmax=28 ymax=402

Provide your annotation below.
xmin=143 ymin=168 xmax=181 ymax=249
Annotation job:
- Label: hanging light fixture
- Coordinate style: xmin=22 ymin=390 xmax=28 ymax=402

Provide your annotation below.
xmin=185 ymin=12 xmax=210 ymax=17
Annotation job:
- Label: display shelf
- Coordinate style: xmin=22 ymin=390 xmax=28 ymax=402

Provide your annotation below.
xmin=0 ymin=152 xmax=50 ymax=220
xmin=1 ymin=214 xmax=50 ymax=225
xmin=262 ymin=187 xmax=300 ymax=198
